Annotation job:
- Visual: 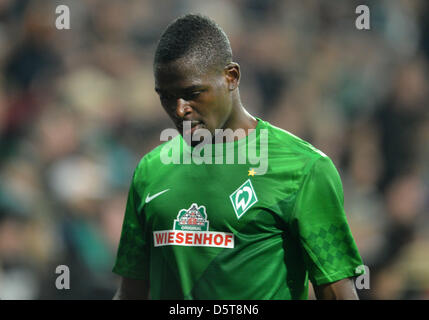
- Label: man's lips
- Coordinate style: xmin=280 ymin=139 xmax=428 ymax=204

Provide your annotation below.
xmin=178 ymin=121 xmax=204 ymax=134
xmin=189 ymin=123 xmax=203 ymax=134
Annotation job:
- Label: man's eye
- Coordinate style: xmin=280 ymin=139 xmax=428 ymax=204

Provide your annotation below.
xmin=185 ymin=91 xmax=201 ymax=100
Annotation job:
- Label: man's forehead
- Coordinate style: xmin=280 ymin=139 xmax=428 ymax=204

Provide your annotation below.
xmin=154 ymin=59 xmax=215 ymax=90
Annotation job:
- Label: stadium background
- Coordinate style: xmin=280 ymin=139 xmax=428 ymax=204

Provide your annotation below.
xmin=0 ymin=0 xmax=428 ymax=299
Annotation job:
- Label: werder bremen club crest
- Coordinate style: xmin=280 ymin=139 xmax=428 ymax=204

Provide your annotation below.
xmin=174 ymin=203 xmax=209 ymax=231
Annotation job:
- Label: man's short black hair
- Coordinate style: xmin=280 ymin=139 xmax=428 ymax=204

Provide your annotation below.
xmin=154 ymin=14 xmax=233 ymax=73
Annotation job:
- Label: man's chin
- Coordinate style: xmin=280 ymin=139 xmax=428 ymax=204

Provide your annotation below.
xmin=182 ymin=135 xmax=207 ymax=147
xmin=179 ymin=125 xmax=214 ymax=147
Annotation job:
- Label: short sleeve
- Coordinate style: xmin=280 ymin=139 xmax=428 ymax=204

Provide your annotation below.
xmin=292 ymin=155 xmax=363 ymax=286
xmin=112 ymin=171 xmax=150 ymax=281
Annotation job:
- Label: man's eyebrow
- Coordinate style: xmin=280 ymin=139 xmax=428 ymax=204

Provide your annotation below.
xmin=183 ymin=85 xmax=205 ymax=92
xmin=155 ymin=85 xmax=205 ymax=94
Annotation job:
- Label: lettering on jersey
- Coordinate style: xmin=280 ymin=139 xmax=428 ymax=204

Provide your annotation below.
xmin=153 ymin=230 xmax=234 ymax=248
xmin=153 ymin=203 xmax=234 ymax=248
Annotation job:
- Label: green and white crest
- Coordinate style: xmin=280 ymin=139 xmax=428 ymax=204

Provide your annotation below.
xmin=230 ymin=179 xmax=258 ymax=219
xmin=174 ymin=203 xmax=209 ymax=231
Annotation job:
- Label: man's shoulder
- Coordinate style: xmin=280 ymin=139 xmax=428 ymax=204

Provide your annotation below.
xmin=261 ymin=118 xmax=327 ymax=160
xmin=134 ymin=135 xmax=181 ymax=175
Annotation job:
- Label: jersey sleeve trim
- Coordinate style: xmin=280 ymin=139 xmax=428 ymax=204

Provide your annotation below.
xmin=301 ymin=237 xmax=360 ymax=286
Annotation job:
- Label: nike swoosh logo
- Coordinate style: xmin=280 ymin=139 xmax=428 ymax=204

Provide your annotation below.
xmin=145 ymin=189 xmax=170 ymax=203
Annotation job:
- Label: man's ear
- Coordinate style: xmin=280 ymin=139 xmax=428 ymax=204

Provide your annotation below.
xmin=224 ymin=62 xmax=240 ymax=91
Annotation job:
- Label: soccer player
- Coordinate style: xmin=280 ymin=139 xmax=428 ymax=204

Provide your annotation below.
xmin=112 ymin=14 xmax=363 ymax=300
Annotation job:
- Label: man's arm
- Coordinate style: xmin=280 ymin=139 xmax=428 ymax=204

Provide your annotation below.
xmin=313 ymin=278 xmax=359 ymax=300
xmin=113 ymin=276 xmax=150 ymax=300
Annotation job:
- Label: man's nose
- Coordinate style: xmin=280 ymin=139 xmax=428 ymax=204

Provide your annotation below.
xmin=176 ymin=98 xmax=192 ymax=118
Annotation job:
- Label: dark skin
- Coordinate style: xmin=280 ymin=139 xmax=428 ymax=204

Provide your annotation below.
xmin=314 ymin=278 xmax=359 ymax=300
xmin=154 ymin=58 xmax=258 ymax=146
xmin=113 ymin=58 xmax=359 ymax=300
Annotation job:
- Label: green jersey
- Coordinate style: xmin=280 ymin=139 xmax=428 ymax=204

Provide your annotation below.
xmin=113 ymin=118 xmax=363 ymax=299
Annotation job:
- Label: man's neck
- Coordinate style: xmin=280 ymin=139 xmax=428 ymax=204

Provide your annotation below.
xmin=218 ymin=97 xmax=258 ymax=143
xmin=226 ymin=93 xmax=258 ymax=131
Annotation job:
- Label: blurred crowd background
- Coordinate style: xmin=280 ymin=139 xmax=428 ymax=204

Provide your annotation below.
xmin=0 ymin=0 xmax=428 ymax=299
